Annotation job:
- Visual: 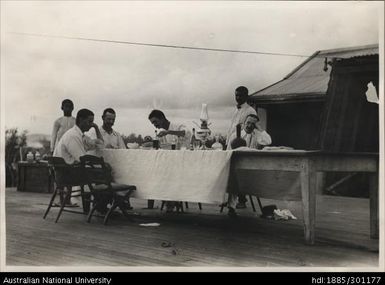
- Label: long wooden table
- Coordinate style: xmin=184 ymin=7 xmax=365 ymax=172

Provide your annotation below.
xmin=231 ymin=150 xmax=379 ymax=245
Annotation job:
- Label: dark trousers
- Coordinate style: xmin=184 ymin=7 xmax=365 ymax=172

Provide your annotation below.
xmin=147 ymin=200 xmax=155 ymax=209
xmin=238 ymin=194 xmax=247 ymax=204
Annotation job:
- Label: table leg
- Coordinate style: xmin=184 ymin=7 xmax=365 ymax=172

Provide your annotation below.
xmin=369 ymin=172 xmax=379 ymax=239
xmin=300 ymin=160 xmax=317 ymax=245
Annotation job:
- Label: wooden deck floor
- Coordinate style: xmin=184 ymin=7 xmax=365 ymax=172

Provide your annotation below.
xmin=5 ymin=187 xmax=379 ymax=269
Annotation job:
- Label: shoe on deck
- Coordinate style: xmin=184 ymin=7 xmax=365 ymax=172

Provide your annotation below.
xmin=228 ymin=207 xmax=238 ymax=218
xmin=236 ymin=202 xmax=247 ymax=209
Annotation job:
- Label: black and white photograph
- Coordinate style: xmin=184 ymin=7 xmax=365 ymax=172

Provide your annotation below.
xmin=0 ymin=1 xmax=383 ymax=272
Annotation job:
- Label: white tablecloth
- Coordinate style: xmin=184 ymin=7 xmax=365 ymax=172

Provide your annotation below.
xmin=101 ymin=149 xmax=232 ymax=203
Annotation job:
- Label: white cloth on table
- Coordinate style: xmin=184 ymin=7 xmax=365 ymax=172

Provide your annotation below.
xmin=101 ymin=149 xmax=233 ymax=204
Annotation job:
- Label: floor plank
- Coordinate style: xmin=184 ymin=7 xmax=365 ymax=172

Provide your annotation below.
xmin=5 ymin=188 xmax=378 ymax=268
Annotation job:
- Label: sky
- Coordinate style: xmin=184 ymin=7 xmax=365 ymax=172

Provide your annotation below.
xmin=1 ymin=1 xmax=382 ymax=138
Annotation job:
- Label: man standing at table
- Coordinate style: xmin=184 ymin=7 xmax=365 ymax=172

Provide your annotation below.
xmin=148 ymin=109 xmax=187 ymax=211
xmin=50 ymin=99 xmax=76 ymax=155
xmin=148 ymin=109 xmax=187 ymax=144
xmin=226 ymin=114 xmax=272 ymax=217
xmin=225 ymin=86 xmax=257 ymax=209
xmin=226 ymin=86 xmax=257 ymax=147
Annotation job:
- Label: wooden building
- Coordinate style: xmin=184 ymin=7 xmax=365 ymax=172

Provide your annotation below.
xmin=248 ymin=44 xmax=379 ymax=196
xmin=249 ymin=44 xmax=379 ymax=150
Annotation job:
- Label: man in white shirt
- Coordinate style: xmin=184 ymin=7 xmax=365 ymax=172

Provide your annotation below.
xmin=54 ymin=108 xmax=104 ymax=164
xmin=148 ymin=109 xmax=187 ymax=211
xmin=227 ymin=114 xmax=272 ymax=216
xmin=97 ymin=108 xmax=133 ymax=210
xmin=226 ymin=86 xmax=257 ymax=147
xmin=99 ymin=108 xmax=126 ymax=149
xmin=53 ymin=108 xmax=104 ymax=207
xmin=148 ymin=109 xmax=186 ymax=144
xmin=50 ymin=99 xmax=76 ymax=154
xmin=227 ymin=114 xmax=271 ymax=151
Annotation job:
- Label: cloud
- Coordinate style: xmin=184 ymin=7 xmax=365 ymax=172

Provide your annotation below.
xmin=1 ymin=1 xmax=381 ymax=136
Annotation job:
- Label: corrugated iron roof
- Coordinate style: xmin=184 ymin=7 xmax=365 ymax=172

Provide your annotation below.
xmin=250 ymin=44 xmax=379 ymax=100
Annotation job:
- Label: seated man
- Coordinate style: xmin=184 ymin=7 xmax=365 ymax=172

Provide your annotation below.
xmin=54 ymin=108 xmax=104 ymax=207
xmin=97 ymin=108 xmax=132 ymax=210
xmin=99 ymin=108 xmax=126 ymax=149
xmin=226 ymin=114 xmax=272 ymax=216
xmin=54 ymin=108 xmax=104 ymax=163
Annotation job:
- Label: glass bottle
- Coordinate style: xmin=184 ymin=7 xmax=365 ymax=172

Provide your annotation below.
xmin=212 ymin=135 xmax=223 ymax=151
xmin=26 ymin=151 xmax=34 ymax=163
xmin=230 ymin=124 xmax=247 ymax=149
xmin=190 ymin=128 xmax=196 ymax=150
xmin=35 ymin=151 xmax=41 ymax=162
xmin=153 ymin=130 xmax=160 ymax=150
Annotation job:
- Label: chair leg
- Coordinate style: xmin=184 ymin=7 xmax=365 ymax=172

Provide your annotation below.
xmin=55 ymin=188 xmax=71 ymax=223
xmin=87 ymin=202 xmax=98 ymax=223
xmin=198 ymin=203 xmax=202 ymax=210
xmin=43 ymin=187 xmax=59 ymax=219
xmin=147 ymin=199 xmax=155 ymax=209
xmin=256 ymin=197 xmax=264 ymax=213
xmin=119 ymin=206 xmax=135 ymax=222
xmin=249 ymin=195 xmax=256 ymax=212
xmin=104 ymin=202 xmax=119 ymax=225
xmin=185 ymin=202 xmax=189 ymax=209
xmin=178 ymin=202 xmax=184 ymax=213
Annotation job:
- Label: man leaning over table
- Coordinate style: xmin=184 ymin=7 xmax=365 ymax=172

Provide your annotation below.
xmin=148 ymin=109 xmax=187 ymax=212
xmin=148 ymin=109 xmax=187 ymax=144
xmin=53 ymin=108 xmax=104 ymax=207
xmin=226 ymin=114 xmax=272 ymax=217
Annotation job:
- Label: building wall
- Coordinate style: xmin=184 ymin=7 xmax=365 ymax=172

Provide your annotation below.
xmin=255 ymin=101 xmax=324 ymax=150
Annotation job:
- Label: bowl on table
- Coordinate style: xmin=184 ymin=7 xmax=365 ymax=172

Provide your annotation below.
xmin=126 ymin=143 xmax=139 ymax=149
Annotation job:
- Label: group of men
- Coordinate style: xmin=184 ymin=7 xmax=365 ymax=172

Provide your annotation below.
xmin=50 ymin=85 xmax=271 ymax=215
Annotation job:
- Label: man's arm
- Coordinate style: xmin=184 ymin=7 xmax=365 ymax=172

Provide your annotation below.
xmin=83 ymin=124 xmax=104 ymax=151
xmin=157 ymin=129 xmax=186 ymax=137
xmin=91 ymin=123 xmax=104 ymax=142
xmin=65 ymin=135 xmax=87 ymax=163
xmin=254 ymin=123 xmax=272 ymax=146
xmin=117 ymin=134 xmax=127 ymax=149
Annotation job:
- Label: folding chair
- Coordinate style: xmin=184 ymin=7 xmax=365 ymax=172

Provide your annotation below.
xmin=43 ymin=157 xmax=89 ymax=223
xmin=80 ymin=155 xmax=136 ymax=225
